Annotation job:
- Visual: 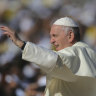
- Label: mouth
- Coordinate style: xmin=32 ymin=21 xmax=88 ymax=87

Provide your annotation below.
xmin=51 ymin=43 xmax=59 ymax=50
xmin=54 ymin=44 xmax=59 ymax=49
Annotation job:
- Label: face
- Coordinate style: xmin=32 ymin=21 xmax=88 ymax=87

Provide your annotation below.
xmin=50 ymin=25 xmax=70 ymax=51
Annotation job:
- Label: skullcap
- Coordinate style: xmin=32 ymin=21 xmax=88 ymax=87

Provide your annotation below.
xmin=53 ymin=17 xmax=79 ymax=27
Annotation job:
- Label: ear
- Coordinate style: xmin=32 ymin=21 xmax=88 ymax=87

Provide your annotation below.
xmin=68 ymin=31 xmax=74 ymax=43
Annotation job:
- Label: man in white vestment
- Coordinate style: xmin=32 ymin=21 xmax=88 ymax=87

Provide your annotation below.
xmin=1 ymin=17 xmax=96 ymax=96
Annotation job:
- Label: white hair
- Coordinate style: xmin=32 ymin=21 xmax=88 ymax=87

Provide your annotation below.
xmin=62 ymin=26 xmax=80 ymax=41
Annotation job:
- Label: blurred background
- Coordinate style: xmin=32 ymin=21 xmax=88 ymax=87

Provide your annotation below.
xmin=0 ymin=0 xmax=96 ymax=96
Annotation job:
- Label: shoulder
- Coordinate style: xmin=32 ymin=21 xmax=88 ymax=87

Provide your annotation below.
xmin=72 ymin=41 xmax=89 ymax=48
xmin=57 ymin=41 xmax=91 ymax=55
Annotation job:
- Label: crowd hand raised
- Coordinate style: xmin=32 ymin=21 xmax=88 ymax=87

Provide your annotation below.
xmin=0 ymin=26 xmax=24 ymax=48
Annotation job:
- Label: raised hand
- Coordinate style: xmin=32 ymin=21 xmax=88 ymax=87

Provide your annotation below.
xmin=0 ymin=26 xmax=24 ymax=48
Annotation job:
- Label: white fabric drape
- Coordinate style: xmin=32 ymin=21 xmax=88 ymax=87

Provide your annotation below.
xmin=22 ymin=42 xmax=96 ymax=96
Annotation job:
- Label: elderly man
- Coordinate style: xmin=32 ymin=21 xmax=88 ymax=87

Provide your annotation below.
xmin=1 ymin=17 xmax=96 ymax=96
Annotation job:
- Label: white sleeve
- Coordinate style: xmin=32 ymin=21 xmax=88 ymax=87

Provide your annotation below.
xmin=22 ymin=42 xmax=58 ymax=73
xmin=22 ymin=42 xmax=79 ymax=81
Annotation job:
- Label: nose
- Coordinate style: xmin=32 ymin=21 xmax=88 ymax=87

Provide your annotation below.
xmin=50 ymin=38 xmax=55 ymax=44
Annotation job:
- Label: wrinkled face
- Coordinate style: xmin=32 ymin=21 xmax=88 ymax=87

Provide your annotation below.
xmin=50 ymin=25 xmax=70 ymax=51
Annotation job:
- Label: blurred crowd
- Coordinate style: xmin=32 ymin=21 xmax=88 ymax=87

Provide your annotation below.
xmin=0 ymin=0 xmax=96 ymax=96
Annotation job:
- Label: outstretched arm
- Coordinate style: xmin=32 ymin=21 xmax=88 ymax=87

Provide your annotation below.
xmin=0 ymin=26 xmax=58 ymax=73
xmin=0 ymin=26 xmax=24 ymax=48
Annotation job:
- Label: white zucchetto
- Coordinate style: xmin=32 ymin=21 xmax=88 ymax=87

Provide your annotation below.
xmin=54 ymin=17 xmax=79 ymax=27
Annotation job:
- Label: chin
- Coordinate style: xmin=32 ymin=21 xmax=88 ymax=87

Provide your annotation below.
xmin=56 ymin=47 xmax=65 ymax=51
xmin=56 ymin=48 xmax=60 ymax=51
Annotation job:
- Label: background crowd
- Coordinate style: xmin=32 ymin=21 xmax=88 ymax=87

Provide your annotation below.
xmin=0 ymin=0 xmax=96 ymax=96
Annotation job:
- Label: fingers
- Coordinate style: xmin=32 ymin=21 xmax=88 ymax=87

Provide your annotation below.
xmin=3 ymin=31 xmax=12 ymax=36
xmin=0 ymin=26 xmax=14 ymax=34
xmin=0 ymin=26 xmax=16 ymax=41
xmin=0 ymin=26 xmax=14 ymax=36
xmin=3 ymin=31 xmax=14 ymax=41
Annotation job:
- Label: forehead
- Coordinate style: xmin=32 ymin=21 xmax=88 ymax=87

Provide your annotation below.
xmin=50 ymin=25 xmax=63 ymax=35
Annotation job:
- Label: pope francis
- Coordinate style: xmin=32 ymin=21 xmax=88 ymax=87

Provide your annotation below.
xmin=1 ymin=17 xmax=96 ymax=96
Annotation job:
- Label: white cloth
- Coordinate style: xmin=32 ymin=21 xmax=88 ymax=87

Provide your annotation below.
xmin=22 ymin=41 xmax=96 ymax=96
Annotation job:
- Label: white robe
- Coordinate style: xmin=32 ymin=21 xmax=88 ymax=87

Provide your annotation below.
xmin=22 ymin=41 xmax=96 ymax=96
